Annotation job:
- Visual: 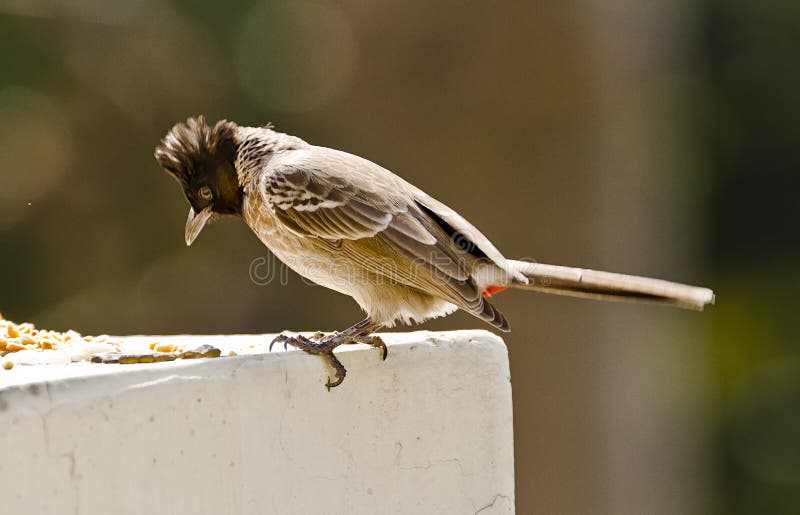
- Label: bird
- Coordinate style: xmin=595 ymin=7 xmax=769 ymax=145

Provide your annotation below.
xmin=154 ymin=116 xmax=714 ymax=388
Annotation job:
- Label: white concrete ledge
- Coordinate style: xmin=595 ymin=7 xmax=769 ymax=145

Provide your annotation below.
xmin=0 ymin=330 xmax=514 ymax=515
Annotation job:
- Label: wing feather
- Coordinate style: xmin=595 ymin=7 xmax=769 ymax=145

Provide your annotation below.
xmin=258 ymin=147 xmax=502 ymax=323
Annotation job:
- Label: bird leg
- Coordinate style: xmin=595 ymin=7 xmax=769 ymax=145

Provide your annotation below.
xmin=269 ymin=317 xmax=383 ymax=389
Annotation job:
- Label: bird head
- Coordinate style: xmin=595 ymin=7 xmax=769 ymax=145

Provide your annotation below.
xmin=154 ymin=116 xmax=243 ymax=245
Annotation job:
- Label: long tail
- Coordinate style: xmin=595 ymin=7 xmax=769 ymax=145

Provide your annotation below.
xmin=505 ymin=260 xmax=715 ymax=311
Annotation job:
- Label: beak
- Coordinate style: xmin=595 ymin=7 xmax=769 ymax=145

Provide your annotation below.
xmin=185 ymin=206 xmax=213 ymax=246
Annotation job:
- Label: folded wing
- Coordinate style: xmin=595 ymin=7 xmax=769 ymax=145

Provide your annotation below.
xmin=258 ymin=147 xmax=510 ymax=330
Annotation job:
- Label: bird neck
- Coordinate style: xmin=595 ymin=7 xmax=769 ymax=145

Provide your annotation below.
xmin=233 ymin=126 xmax=307 ymax=188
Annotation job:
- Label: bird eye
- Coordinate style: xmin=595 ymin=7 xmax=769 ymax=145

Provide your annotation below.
xmin=198 ymin=186 xmax=213 ymax=201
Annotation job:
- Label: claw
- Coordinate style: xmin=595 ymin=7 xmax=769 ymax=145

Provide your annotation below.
xmin=352 ymin=335 xmax=388 ymax=361
xmin=324 ymin=352 xmax=347 ymax=390
xmin=268 ymin=334 xmax=286 ymax=352
xmin=326 ymin=376 xmax=344 ymax=390
xmin=270 ymin=333 xmax=316 ymax=352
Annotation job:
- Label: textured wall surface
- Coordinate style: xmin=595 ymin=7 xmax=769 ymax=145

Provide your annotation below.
xmin=0 ymin=330 xmax=514 ymax=515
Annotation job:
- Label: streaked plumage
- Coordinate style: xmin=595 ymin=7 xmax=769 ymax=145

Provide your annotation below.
xmin=155 ymin=116 xmax=714 ymax=387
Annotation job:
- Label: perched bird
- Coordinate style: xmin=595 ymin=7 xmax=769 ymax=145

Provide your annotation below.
xmin=155 ymin=116 xmax=714 ymax=388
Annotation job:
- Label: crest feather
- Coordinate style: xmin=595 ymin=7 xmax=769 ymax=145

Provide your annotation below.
xmin=154 ymin=115 xmax=237 ymax=187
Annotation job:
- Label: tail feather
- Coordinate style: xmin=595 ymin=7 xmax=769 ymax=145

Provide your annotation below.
xmin=477 ymin=299 xmax=510 ymax=332
xmin=506 ymin=260 xmax=715 ymax=311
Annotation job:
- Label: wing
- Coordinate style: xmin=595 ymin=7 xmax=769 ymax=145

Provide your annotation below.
xmin=258 ymin=147 xmax=508 ymax=329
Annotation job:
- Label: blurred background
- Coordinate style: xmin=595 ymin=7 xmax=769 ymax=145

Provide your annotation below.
xmin=0 ymin=0 xmax=797 ymax=513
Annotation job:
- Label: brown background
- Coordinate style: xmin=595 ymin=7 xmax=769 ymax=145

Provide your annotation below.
xmin=1 ymin=1 xmax=797 ymax=513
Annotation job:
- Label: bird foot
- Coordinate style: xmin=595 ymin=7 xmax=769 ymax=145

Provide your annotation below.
xmin=268 ymin=331 xmax=387 ymax=388
xmin=269 ymin=333 xmax=346 ymax=389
